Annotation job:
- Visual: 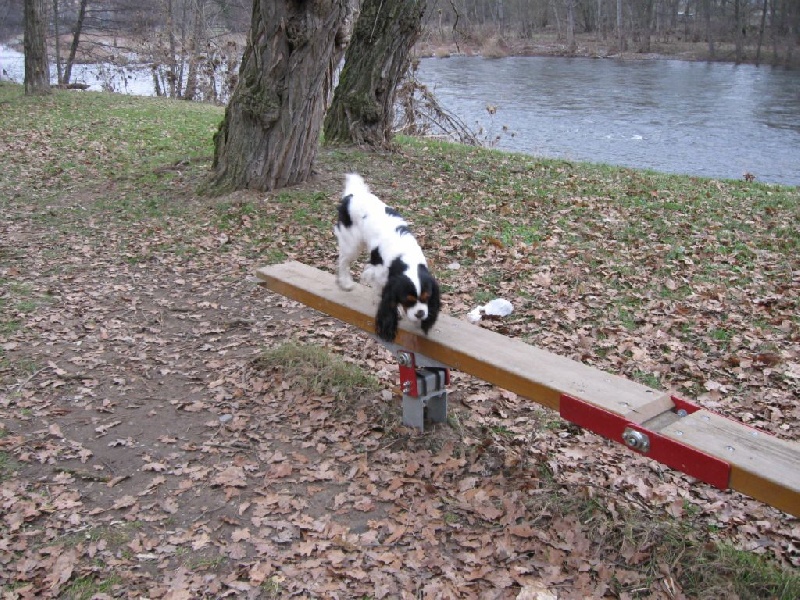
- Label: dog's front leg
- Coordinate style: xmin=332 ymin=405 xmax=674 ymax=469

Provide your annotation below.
xmin=335 ymin=236 xmax=359 ymax=291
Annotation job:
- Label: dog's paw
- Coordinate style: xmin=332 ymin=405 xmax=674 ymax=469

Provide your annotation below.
xmin=337 ymin=277 xmax=355 ymax=291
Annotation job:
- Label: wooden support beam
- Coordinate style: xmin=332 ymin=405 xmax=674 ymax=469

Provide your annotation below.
xmin=256 ymin=261 xmax=800 ymax=518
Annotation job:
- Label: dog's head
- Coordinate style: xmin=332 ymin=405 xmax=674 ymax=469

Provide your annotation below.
xmin=376 ymin=260 xmax=440 ymax=342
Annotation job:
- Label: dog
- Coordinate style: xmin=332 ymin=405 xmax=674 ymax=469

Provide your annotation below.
xmin=334 ymin=174 xmax=440 ymax=342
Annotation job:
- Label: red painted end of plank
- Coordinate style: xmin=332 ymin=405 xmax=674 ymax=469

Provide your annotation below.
xmin=560 ymin=394 xmax=731 ymax=490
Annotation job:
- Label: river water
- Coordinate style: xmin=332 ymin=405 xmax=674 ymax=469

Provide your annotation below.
xmin=416 ymin=56 xmax=800 ymax=187
xmin=3 ymin=45 xmax=798 ymax=186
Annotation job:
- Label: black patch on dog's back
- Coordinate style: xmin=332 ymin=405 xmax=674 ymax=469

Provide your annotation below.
xmin=369 ymin=247 xmax=383 ymax=266
xmin=337 ymin=194 xmax=353 ymax=227
xmin=388 ymin=257 xmax=409 ymax=277
xmin=395 ymin=225 xmax=411 ymax=236
xmin=384 ymin=206 xmax=401 ymax=218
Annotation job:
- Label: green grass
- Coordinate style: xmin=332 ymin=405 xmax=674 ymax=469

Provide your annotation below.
xmin=525 ymin=487 xmax=800 ymax=599
xmin=60 ymin=574 xmax=124 ymax=600
xmin=254 ymin=342 xmax=381 ymax=402
xmin=0 ymin=83 xmax=221 ymax=207
xmin=0 ymin=450 xmax=18 ymax=482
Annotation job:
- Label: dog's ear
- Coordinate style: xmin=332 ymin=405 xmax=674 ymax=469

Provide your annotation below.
xmin=421 ymin=278 xmax=440 ymax=335
xmin=376 ymin=284 xmax=400 ymax=342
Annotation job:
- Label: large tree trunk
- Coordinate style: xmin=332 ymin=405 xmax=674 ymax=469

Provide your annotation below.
xmin=209 ymin=0 xmax=353 ymax=192
xmin=324 ymin=0 xmax=425 ymax=146
xmin=24 ymin=0 xmax=51 ymax=95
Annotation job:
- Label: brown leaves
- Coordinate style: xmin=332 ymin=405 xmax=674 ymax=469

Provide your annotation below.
xmin=2 ymin=128 xmax=798 ymax=598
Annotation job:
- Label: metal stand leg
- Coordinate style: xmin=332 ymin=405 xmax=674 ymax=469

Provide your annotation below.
xmin=397 ymin=351 xmax=450 ymax=431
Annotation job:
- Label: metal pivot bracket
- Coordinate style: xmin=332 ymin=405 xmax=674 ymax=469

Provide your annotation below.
xmin=397 ymin=351 xmax=450 ymax=431
xmin=560 ymin=393 xmax=732 ymax=490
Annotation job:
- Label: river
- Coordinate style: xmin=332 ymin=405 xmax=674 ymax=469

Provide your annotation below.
xmin=2 ymin=45 xmax=798 ymax=187
xmin=416 ymin=56 xmax=800 ymax=187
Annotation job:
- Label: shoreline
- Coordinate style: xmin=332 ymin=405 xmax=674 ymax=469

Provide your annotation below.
xmin=414 ymin=35 xmax=800 ymax=69
xmin=3 ymin=29 xmax=798 ymax=70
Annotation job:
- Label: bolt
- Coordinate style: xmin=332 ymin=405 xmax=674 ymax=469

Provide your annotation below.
xmin=622 ymin=428 xmax=650 ymax=454
xmin=398 ymin=352 xmax=413 ymax=367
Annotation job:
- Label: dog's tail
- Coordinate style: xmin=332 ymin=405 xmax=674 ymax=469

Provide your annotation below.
xmin=344 ymin=173 xmax=369 ymax=198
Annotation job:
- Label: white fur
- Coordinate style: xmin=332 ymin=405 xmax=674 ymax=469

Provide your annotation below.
xmin=334 ymin=174 xmax=432 ymax=328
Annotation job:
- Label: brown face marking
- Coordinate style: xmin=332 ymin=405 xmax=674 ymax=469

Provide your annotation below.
xmin=419 ymin=290 xmax=430 ymax=303
xmin=402 ymin=294 xmax=418 ymax=308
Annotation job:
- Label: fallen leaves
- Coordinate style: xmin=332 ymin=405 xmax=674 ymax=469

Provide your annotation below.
xmin=1 ymin=118 xmax=798 ymax=598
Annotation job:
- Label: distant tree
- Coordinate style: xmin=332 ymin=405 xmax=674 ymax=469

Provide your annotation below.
xmin=62 ymin=0 xmax=89 ymax=85
xmin=324 ymin=0 xmax=426 ymax=146
xmin=565 ymin=0 xmax=576 ymax=52
xmin=734 ymin=0 xmax=745 ymax=63
xmin=755 ymin=0 xmax=768 ymax=65
xmin=52 ymin=0 xmax=62 ymax=83
xmin=703 ymin=0 xmax=716 ymax=59
xmin=209 ymin=0 xmax=354 ymax=191
xmin=24 ymin=0 xmax=50 ymax=95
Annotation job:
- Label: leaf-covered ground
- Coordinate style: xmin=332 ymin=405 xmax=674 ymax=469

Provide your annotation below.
xmin=1 ymin=85 xmax=798 ymax=599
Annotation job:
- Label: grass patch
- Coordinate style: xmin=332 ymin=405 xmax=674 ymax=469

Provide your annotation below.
xmin=525 ymin=486 xmax=799 ymax=599
xmin=0 ymin=83 xmax=221 ymax=206
xmin=0 ymin=451 xmax=18 ymax=482
xmin=253 ymin=342 xmax=380 ymax=402
xmin=60 ymin=574 xmax=124 ymax=600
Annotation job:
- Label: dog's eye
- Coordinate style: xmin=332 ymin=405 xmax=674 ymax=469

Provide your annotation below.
xmin=402 ymin=294 xmax=417 ymax=308
xmin=419 ymin=291 xmax=430 ymax=302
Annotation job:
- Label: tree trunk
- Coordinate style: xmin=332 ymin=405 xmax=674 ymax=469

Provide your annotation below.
xmin=184 ymin=0 xmax=205 ymax=101
xmin=639 ymin=0 xmax=653 ymax=53
xmin=597 ymin=0 xmax=603 ymax=42
xmin=755 ymin=0 xmax=768 ymax=65
xmin=703 ymin=0 xmax=715 ymax=59
xmin=165 ymin=0 xmax=179 ymax=97
xmin=734 ymin=0 xmax=744 ymax=64
xmin=209 ymin=0 xmax=353 ymax=192
xmin=63 ymin=0 xmax=89 ymax=85
xmin=551 ymin=0 xmax=563 ymax=40
xmin=24 ymin=0 xmax=51 ymax=95
xmin=565 ymin=0 xmax=576 ymax=53
xmin=52 ymin=0 xmax=62 ymax=84
xmin=324 ymin=0 xmax=426 ymax=146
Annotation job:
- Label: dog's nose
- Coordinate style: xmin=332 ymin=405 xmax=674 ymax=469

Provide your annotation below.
xmin=415 ymin=309 xmax=425 ymax=319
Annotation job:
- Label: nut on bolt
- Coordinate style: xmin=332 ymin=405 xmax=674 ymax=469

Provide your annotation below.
xmin=622 ymin=427 xmax=650 ymax=454
xmin=397 ymin=352 xmax=413 ymax=366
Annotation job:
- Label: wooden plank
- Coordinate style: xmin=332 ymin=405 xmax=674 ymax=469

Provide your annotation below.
xmin=256 ymin=261 xmax=800 ymax=517
xmin=256 ymin=261 xmax=659 ymax=413
xmin=660 ymin=411 xmax=800 ymax=518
